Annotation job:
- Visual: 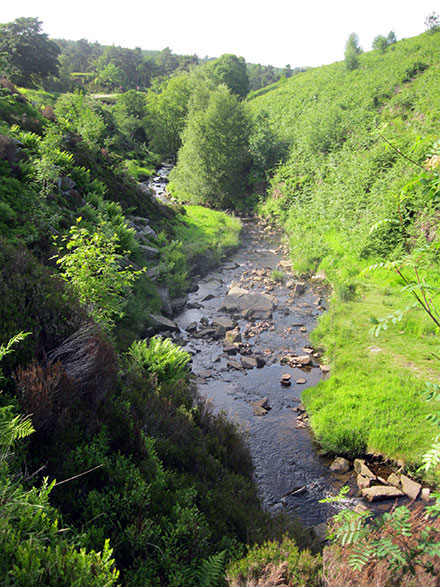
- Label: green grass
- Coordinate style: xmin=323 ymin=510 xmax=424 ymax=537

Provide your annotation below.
xmin=302 ymin=268 xmax=440 ymax=471
xmin=174 ymin=205 xmax=241 ymax=266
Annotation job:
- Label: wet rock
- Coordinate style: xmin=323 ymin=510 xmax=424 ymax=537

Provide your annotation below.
xmin=223 ymin=344 xmax=237 ymax=355
xmin=422 ymin=488 xmax=431 ymax=502
xmin=200 ymin=317 xmax=209 ymax=326
xmin=150 ymin=314 xmax=179 ymax=332
xmin=213 ymin=316 xmax=235 ymax=330
xmin=196 ymin=369 xmax=212 ymax=379
xmin=187 ymin=301 xmax=203 ymax=309
xmin=225 ymin=328 xmax=242 ymax=344
xmin=221 ymin=289 xmax=277 ymax=319
xmin=353 ymin=459 xmax=376 ymax=479
xmin=186 ymin=322 xmax=198 ymax=333
xmin=197 ymin=328 xmax=217 ymax=338
xmin=400 ymin=474 xmax=421 ymax=500
xmin=329 ymin=457 xmax=351 ymax=473
xmin=357 ymin=475 xmax=371 ymax=490
xmin=280 ymin=374 xmax=291 ymax=386
xmin=170 ymin=297 xmax=187 ymax=313
xmin=157 ymin=286 xmax=172 ymax=316
xmin=296 ymin=378 xmax=307 ymax=384
xmin=361 ymin=486 xmax=404 ymax=501
xmin=255 ymin=355 xmax=266 ymax=368
xmin=354 ymin=503 xmax=370 ymax=514
xmin=387 ymin=473 xmax=401 ymax=488
xmin=313 ymin=522 xmax=328 ymax=543
xmin=294 ymin=282 xmax=307 ymax=295
xmin=241 ymin=356 xmax=258 ymax=369
xmin=227 ymin=360 xmax=242 ymax=370
xmin=201 ymin=293 xmax=215 ymax=301
xmin=251 ymin=398 xmax=271 ymax=416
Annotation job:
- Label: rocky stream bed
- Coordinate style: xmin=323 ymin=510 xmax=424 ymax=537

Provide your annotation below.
xmin=144 ymin=167 xmax=431 ymax=541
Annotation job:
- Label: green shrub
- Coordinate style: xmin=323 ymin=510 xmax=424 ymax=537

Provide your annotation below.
xmin=128 ymin=336 xmax=190 ymax=384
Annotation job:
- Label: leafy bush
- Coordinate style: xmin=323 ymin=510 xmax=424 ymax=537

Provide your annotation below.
xmin=128 ymin=336 xmax=190 ymax=384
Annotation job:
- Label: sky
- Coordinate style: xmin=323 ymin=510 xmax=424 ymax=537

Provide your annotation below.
xmin=2 ymin=1 xmax=438 ymax=68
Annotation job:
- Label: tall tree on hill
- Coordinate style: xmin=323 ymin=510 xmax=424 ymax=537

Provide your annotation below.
xmin=0 ymin=17 xmax=59 ymax=87
xmin=170 ymin=84 xmax=250 ymax=208
xmin=208 ymin=54 xmax=250 ymax=98
xmin=344 ymin=33 xmax=362 ymax=71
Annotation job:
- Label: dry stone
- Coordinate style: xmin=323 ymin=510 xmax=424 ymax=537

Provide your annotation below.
xmin=353 ymin=459 xmax=376 ymax=479
xmin=361 ymin=486 xmax=404 ymax=501
xmin=400 ymin=474 xmax=421 ymax=501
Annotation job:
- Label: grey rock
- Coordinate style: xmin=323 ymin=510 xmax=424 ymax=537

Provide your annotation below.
xmin=150 ymin=314 xmax=179 ymax=332
xmin=187 ymin=301 xmax=203 ymax=310
xmin=171 ymin=297 xmax=187 ymax=313
xmin=223 ymin=344 xmax=237 ymax=355
xmin=251 ymin=398 xmax=271 ymax=416
xmin=186 ymin=322 xmax=198 ymax=333
xmin=157 ymin=287 xmax=172 ymax=316
xmin=139 ymin=245 xmax=159 ymax=259
xmin=225 ymin=328 xmax=242 ymax=344
xmin=354 ymin=459 xmax=376 ymax=479
xmin=221 ymin=289 xmax=277 ymax=319
xmin=58 ymin=176 xmax=76 ymax=191
xmin=422 ymin=488 xmax=431 ymax=502
xmin=387 ymin=473 xmax=401 ymax=488
xmin=361 ymin=486 xmax=404 ymax=501
xmin=400 ymin=474 xmax=421 ymax=501
xmin=212 ymin=316 xmax=235 ymax=331
xmin=241 ymin=356 xmax=258 ymax=369
xmin=329 ymin=457 xmax=351 ymax=473
xmin=357 ymin=475 xmax=371 ymax=490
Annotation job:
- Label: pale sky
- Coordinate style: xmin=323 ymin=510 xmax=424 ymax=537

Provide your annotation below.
xmin=2 ymin=1 xmax=438 ymax=68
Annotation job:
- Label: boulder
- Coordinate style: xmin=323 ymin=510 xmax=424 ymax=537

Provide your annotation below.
xmin=150 ymin=314 xmax=179 ymax=332
xmin=361 ymin=486 xmax=404 ymax=501
xmin=171 ymin=297 xmax=187 ymax=313
xmin=400 ymin=474 xmax=421 ymax=501
xmin=157 ymin=286 xmax=172 ymax=316
xmin=223 ymin=344 xmax=237 ymax=355
xmin=329 ymin=457 xmax=351 ymax=473
xmin=251 ymin=398 xmax=271 ymax=416
xmin=241 ymin=356 xmax=258 ymax=369
xmin=213 ymin=316 xmax=235 ymax=331
xmin=225 ymin=328 xmax=242 ymax=344
xmin=186 ymin=322 xmax=198 ymax=333
xmin=357 ymin=475 xmax=371 ymax=490
xmin=255 ymin=355 xmax=266 ymax=368
xmin=353 ymin=459 xmax=376 ymax=479
xmin=280 ymin=374 xmax=291 ymax=386
xmin=421 ymin=488 xmax=431 ymax=502
xmin=221 ymin=289 xmax=277 ymax=319
xmin=227 ymin=360 xmax=242 ymax=370
xmin=387 ymin=473 xmax=401 ymax=488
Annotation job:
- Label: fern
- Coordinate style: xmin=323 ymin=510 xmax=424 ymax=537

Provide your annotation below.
xmin=197 ymin=550 xmax=226 ymax=587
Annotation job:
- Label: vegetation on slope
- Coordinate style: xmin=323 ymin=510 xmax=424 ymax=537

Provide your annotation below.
xmin=248 ymin=29 xmax=440 ymax=475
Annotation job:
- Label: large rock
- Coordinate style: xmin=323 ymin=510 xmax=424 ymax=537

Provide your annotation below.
xmin=212 ymin=316 xmax=235 ymax=331
xmin=157 ymin=287 xmax=172 ymax=316
xmin=225 ymin=328 xmax=242 ymax=344
xmin=241 ymin=356 xmax=258 ymax=369
xmin=251 ymin=398 xmax=270 ymax=416
xmin=150 ymin=314 xmax=179 ymax=332
xmin=361 ymin=486 xmax=404 ymax=501
xmin=329 ymin=457 xmax=351 ymax=473
xmin=354 ymin=459 xmax=376 ymax=479
xmin=220 ymin=288 xmax=277 ymax=319
xmin=400 ymin=474 xmax=421 ymax=501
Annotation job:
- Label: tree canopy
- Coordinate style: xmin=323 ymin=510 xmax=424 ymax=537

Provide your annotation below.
xmin=0 ymin=17 xmax=60 ymax=87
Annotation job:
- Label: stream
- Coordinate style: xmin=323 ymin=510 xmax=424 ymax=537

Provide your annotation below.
xmin=145 ymin=165 xmax=414 ymax=537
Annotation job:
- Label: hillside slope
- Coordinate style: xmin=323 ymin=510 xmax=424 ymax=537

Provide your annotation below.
xmin=249 ymin=30 xmax=440 ymax=472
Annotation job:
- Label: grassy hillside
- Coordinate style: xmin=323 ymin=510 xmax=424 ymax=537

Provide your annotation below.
xmin=249 ymin=30 xmax=440 ymax=474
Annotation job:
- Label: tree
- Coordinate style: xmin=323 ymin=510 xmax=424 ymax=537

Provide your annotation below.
xmin=170 ymin=84 xmax=250 ymax=208
xmin=55 ymin=219 xmax=143 ymax=331
xmin=344 ymin=33 xmax=362 ymax=71
xmin=207 ymin=54 xmax=250 ymax=98
xmin=425 ymin=12 xmax=440 ymax=33
xmin=372 ymin=35 xmax=388 ymax=53
xmin=145 ymin=73 xmax=192 ymax=160
xmin=0 ymin=17 xmax=59 ymax=87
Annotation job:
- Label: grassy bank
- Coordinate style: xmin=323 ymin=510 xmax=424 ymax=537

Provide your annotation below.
xmin=302 ymin=265 xmax=440 ymax=469
xmin=174 ymin=204 xmax=242 ymax=269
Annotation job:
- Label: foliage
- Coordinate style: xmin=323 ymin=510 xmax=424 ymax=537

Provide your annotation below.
xmin=170 ymin=84 xmax=250 ymax=208
xmin=227 ymin=535 xmax=322 ymax=586
xmin=54 ymin=218 xmax=144 ymax=331
xmin=54 ymin=91 xmax=106 ymax=151
xmin=372 ymin=31 xmax=396 ymax=53
xmin=128 ymin=336 xmax=191 ymax=384
xmin=144 ymin=73 xmax=192 ymax=161
xmin=207 ymin=54 xmax=250 ymax=99
xmin=0 ymin=17 xmax=60 ymax=87
xmin=425 ymin=12 xmax=440 ymax=33
xmin=344 ymin=33 xmax=363 ymax=71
